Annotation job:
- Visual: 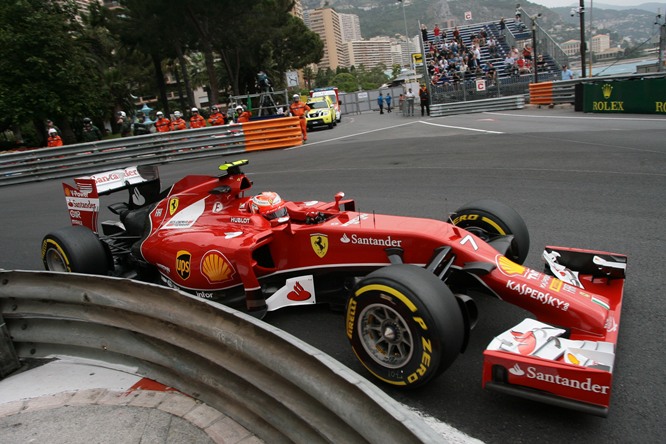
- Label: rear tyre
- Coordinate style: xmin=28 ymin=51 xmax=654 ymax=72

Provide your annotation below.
xmin=346 ymin=264 xmax=464 ymax=388
xmin=451 ymin=199 xmax=530 ymax=264
xmin=42 ymin=225 xmax=110 ymax=274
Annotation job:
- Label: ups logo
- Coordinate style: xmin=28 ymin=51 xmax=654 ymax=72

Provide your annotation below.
xmin=176 ymin=250 xmax=191 ymax=280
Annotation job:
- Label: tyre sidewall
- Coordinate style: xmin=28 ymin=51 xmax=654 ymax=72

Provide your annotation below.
xmin=41 ymin=226 xmax=110 ymax=275
xmin=451 ymin=199 xmax=529 ymax=264
xmin=347 ymin=265 xmax=464 ymax=388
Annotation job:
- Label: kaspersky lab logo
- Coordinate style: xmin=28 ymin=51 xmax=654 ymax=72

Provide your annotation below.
xmin=508 ymin=364 xmax=610 ymax=394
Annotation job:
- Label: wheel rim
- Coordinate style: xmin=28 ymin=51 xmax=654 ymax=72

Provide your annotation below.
xmin=357 ymin=303 xmax=414 ymax=369
xmin=45 ymin=248 xmax=69 ymax=272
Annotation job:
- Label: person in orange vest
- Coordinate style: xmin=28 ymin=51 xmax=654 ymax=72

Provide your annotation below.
xmin=154 ymin=111 xmax=171 ymax=132
xmin=208 ymin=105 xmax=226 ymax=126
xmin=189 ymin=107 xmax=206 ymax=128
xmin=289 ymin=94 xmax=310 ymax=141
xmin=46 ymin=128 xmax=63 ymax=147
xmin=171 ymin=111 xmax=187 ymax=130
xmin=236 ymin=105 xmax=252 ymax=123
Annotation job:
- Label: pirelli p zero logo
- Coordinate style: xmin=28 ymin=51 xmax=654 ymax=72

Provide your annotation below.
xmin=176 ymin=250 xmax=191 ymax=280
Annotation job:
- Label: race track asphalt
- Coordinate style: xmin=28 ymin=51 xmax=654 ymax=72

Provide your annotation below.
xmin=1 ymin=105 xmax=664 ymax=443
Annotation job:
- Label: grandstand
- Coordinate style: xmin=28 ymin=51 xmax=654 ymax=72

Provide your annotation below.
xmin=421 ymin=18 xmax=565 ymax=103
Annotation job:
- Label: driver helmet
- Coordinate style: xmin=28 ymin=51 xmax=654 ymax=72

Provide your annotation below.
xmin=250 ymin=191 xmax=289 ymax=223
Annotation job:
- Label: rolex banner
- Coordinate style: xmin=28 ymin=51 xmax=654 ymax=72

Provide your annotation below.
xmin=583 ymin=78 xmax=666 ymax=114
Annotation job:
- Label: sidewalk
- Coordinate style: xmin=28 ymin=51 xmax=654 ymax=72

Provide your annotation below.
xmin=0 ymin=358 xmax=262 ymax=444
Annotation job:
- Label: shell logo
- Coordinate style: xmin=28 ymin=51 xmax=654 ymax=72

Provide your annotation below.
xmin=201 ymin=251 xmax=236 ymax=283
xmin=497 ymin=255 xmax=526 ymax=277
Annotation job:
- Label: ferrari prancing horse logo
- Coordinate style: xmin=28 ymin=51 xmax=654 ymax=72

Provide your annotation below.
xmin=169 ymin=197 xmax=179 ymax=215
xmin=310 ymin=233 xmax=328 ymax=258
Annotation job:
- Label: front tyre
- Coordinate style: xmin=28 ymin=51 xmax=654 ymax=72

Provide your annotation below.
xmin=346 ymin=264 xmax=464 ymax=389
xmin=451 ymin=199 xmax=530 ymax=264
xmin=42 ymin=225 xmax=110 ymax=275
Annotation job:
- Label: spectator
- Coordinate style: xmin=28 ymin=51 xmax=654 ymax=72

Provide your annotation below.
xmin=377 ymin=92 xmax=384 ymax=114
xmin=485 ymin=61 xmax=497 ymax=85
xmin=189 ymin=107 xmax=206 ymax=128
xmin=510 ymin=46 xmax=520 ymax=59
xmin=516 ymin=56 xmax=531 ymax=74
xmin=117 ymin=111 xmax=132 ymax=137
xmin=154 ymin=111 xmax=171 ymax=132
xmin=398 ymin=93 xmax=404 ymax=113
xmin=385 ymin=93 xmax=392 ymax=113
xmin=536 ymin=54 xmax=546 ymax=71
xmin=522 ymin=44 xmax=533 ymax=62
xmin=419 ymin=85 xmax=430 ymax=117
xmin=208 ymin=106 xmax=226 ymax=126
xmin=561 ymin=64 xmax=574 ymax=80
xmin=226 ymin=103 xmax=237 ymax=123
xmin=81 ymin=117 xmax=102 ymax=142
xmin=289 ymin=94 xmax=310 ymax=141
xmin=276 ymin=102 xmax=286 ymax=116
xmin=488 ymin=37 xmax=498 ymax=58
xmin=405 ymin=88 xmax=415 ymax=116
xmin=499 ymin=17 xmax=506 ymax=38
xmin=45 ymin=119 xmax=61 ymax=137
xmin=453 ymin=26 xmax=460 ymax=44
xmin=236 ymin=105 xmax=252 ymax=123
xmin=171 ymin=111 xmax=187 ymax=131
xmin=421 ymin=24 xmax=428 ymax=43
xmin=133 ymin=112 xmax=152 ymax=136
xmin=46 ymin=128 xmax=63 ymax=147
xmin=433 ymin=24 xmax=441 ymax=43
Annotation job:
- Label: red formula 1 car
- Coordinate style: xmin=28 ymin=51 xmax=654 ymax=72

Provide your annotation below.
xmin=42 ymin=160 xmax=627 ymax=416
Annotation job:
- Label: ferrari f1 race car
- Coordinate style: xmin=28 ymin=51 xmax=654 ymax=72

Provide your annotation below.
xmin=42 ymin=160 xmax=627 ymax=416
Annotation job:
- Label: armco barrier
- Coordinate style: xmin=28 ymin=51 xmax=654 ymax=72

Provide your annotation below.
xmin=241 ymin=118 xmax=304 ymax=151
xmin=0 ymin=270 xmax=444 ymax=443
xmin=0 ymin=117 xmax=303 ymax=187
xmin=430 ymin=95 xmax=525 ymax=117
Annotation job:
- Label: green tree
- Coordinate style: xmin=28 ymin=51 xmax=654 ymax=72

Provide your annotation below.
xmin=0 ymin=0 xmax=108 ymax=145
xmin=331 ymin=73 xmax=358 ymax=92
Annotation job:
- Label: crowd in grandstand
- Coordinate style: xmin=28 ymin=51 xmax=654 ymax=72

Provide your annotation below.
xmin=422 ymin=18 xmax=548 ymax=90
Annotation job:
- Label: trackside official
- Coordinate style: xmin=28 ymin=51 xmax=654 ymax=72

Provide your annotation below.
xmin=289 ymin=94 xmax=310 ymax=141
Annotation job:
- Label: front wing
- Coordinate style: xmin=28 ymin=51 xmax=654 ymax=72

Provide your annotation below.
xmin=482 ymin=246 xmax=627 ymax=417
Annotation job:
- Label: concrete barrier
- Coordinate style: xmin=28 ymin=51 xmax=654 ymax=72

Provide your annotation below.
xmin=0 ymin=270 xmax=444 ymax=443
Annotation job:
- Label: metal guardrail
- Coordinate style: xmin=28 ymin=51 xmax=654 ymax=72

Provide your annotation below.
xmin=430 ymin=95 xmax=525 ymax=117
xmin=0 ymin=118 xmax=303 ymax=187
xmin=0 ymin=270 xmax=444 ymax=443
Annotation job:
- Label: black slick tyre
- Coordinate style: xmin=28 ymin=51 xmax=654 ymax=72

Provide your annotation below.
xmin=346 ymin=264 xmax=464 ymax=389
xmin=451 ymin=199 xmax=530 ymax=264
xmin=41 ymin=225 xmax=110 ymax=275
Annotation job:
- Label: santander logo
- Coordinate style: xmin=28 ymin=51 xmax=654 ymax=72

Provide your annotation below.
xmin=508 ymin=364 xmax=610 ymax=394
xmin=509 ymin=364 xmax=525 ymax=376
xmin=287 ymin=282 xmax=311 ymax=301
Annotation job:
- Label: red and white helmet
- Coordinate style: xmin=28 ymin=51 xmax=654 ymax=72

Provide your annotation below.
xmin=251 ymin=191 xmax=289 ymax=223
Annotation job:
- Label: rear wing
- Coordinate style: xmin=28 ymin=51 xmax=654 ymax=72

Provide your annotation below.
xmin=63 ymin=165 xmax=160 ymax=233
